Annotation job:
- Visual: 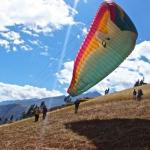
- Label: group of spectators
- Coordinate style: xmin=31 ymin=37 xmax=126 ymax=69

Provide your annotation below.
xmin=134 ymin=77 xmax=147 ymax=87
xmin=132 ymin=77 xmax=146 ymax=101
xmin=34 ymin=102 xmax=48 ymax=122
xmin=132 ymin=89 xmax=144 ymax=101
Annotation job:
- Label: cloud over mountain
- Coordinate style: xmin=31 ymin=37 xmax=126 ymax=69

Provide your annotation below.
xmin=0 ymin=82 xmax=62 ymax=101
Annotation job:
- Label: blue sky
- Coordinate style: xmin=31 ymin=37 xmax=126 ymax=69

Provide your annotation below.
xmin=0 ymin=0 xmax=150 ymax=101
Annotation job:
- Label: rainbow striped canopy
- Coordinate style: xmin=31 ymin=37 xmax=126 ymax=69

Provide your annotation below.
xmin=68 ymin=1 xmax=138 ymax=96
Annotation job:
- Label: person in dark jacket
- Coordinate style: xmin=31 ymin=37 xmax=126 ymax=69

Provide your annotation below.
xmin=42 ymin=105 xmax=48 ymax=120
xmin=34 ymin=107 xmax=40 ymax=122
xmin=74 ymin=99 xmax=80 ymax=114
xmin=137 ymin=89 xmax=143 ymax=101
xmin=40 ymin=102 xmax=48 ymax=120
xmin=132 ymin=89 xmax=137 ymax=100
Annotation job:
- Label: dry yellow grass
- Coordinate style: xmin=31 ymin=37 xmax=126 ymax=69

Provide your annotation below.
xmin=0 ymin=84 xmax=150 ymax=150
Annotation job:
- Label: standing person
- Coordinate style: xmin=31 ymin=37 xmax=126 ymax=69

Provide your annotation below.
xmin=107 ymin=88 xmax=110 ymax=94
xmin=140 ymin=77 xmax=145 ymax=86
xmin=34 ymin=107 xmax=40 ymax=122
xmin=42 ymin=105 xmax=48 ymax=120
xmin=40 ymin=101 xmax=48 ymax=120
xmin=134 ymin=80 xmax=140 ymax=87
xmin=74 ymin=99 xmax=80 ymax=114
xmin=132 ymin=89 xmax=137 ymax=100
xmin=137 ymin=89 xmax=144 ymax=101
xmin=105 ymin=89 xmax=107 ymax=95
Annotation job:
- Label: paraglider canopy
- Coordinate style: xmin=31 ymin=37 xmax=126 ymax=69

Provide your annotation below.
xmin=67 ymin=1 xmax=138 ymax=97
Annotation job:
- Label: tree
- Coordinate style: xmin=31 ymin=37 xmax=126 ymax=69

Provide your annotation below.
xmin=3 ymin=118 xmax=8 ymax=124
xmin=21 ymin=104 xmax=36 ymax=119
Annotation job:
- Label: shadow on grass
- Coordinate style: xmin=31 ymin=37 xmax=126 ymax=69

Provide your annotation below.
xmin=65 ymin=119 xmax=150 ymax=150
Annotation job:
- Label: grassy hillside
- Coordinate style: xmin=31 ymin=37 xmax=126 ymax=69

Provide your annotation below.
xmin=0 ymin=84 xmax=150 ymax=150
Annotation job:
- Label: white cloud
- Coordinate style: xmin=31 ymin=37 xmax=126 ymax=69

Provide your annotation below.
xmin=0 ymin=39 xmax=10 ymax=49
xmin=77 ymin=34 xmax=81 ymax=39
xmin=29 ymin=40 xmax=40 ymax=46
xmin=82 ymin=27 xmax=88 ymax=36
xmin=0 ymin=82 xmax=62 ymax=101
xmin=56 ymin=61 xmax=74 ymax=84
xmin=75 ymin=0 xmax=87 ymax=4
xmin=1 ymin=31 xmax=24 ymax=45
xmin=22 ymin=28 xmax=39 ymax=37
xmin=56 ymin=41 xmax=150 ymax=94
xmin=104 ymin=0 xmax=115 ymax=3
xmin=0 ymin=0 xmax=76 ymax=33
xmin=0 ymin=31 xmax=27 ymax=52
xmin=0 ymin=0 xmax=77 ymax=52
xmin=21 ymin=45 xmax=32 ymax=51
xmin=40 ymin=51 xmax=49 ymax=56
xmin=83 ymin=0 xmax=88 ymax=3
xmin=12 ymin=46 xmax=17 ymax=52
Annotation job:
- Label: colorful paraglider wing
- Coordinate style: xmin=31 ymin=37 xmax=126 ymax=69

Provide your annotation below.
xmin=67 ymin=2 xmax=138 ymax=96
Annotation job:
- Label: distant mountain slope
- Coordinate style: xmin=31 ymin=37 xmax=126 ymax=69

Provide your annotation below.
xmin=0 ymin=104 xmax=26 ymax=123
xmin=0 ymin=91 xmax=101 ymax=108
xmin=0 ymin=96 xmax=66 ymax=108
